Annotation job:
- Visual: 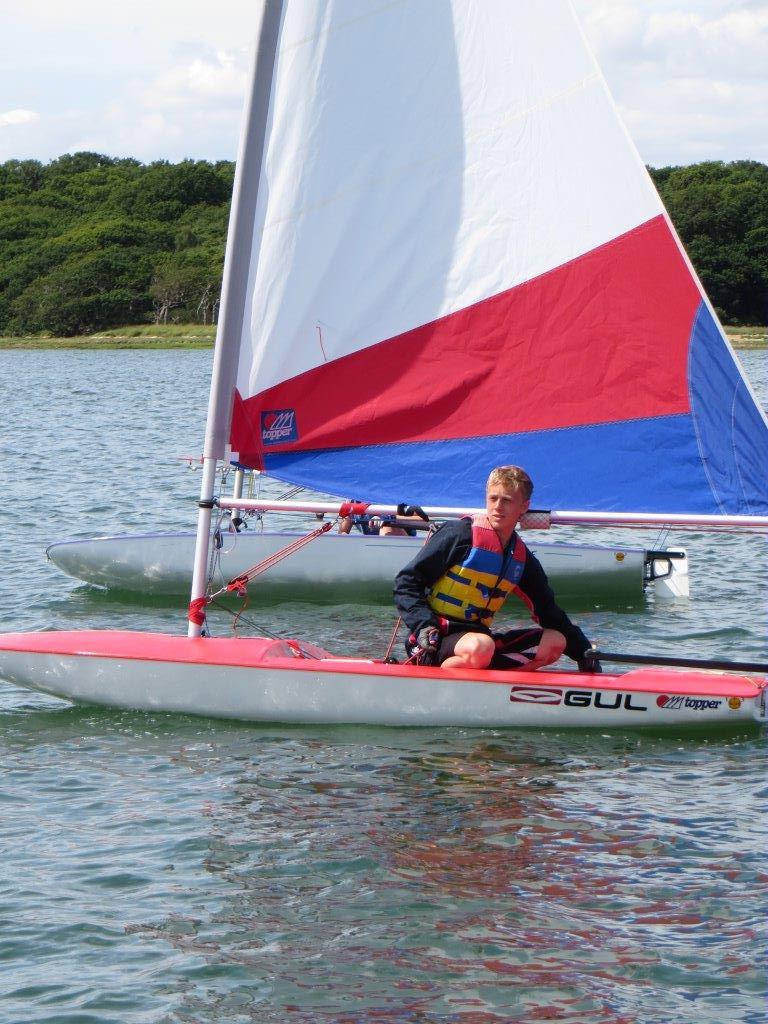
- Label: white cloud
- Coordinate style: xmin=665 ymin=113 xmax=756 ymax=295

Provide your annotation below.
xmin=145 ymin=52 xmax=249 ymax=110
xmin=643 ymin=8 xmax=768 ymax=76
xmin=573 ymin=0 xmax=768 ymax=164
xmin=0 ymin=109 xmax=40 ymax=129
xmin=0 ymin=2 xmax=765 ymax=166
xmin=574 ymin=1 xmax=645 ymax=54
xmin=4 ymin=1 xmax=256 ymax=62
xmin=0 ymin=1 xmax=255 ymax=162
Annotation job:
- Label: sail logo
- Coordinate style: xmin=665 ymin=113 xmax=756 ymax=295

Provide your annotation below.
xmin=261 ymin=409 xmax=298 ymax=445
xmin=509 ymin=687 xmax=647 ymax=711
xmin=509 ymin=686 xmax=562 ymax=704
xmin=656 ymin=695 xmax=723 ymax=711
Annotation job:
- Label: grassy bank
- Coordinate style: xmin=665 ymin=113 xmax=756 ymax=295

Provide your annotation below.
xmin=1 ymin=323 xmax=766 ymax=349
xmin=725 ymin=326 xmax=768 ymax=349
xmin=0 ymin=324 xmax=216 ymax=349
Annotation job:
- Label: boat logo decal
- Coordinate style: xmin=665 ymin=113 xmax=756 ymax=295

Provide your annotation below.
xmin=509 ymin=686 xmax=562 ymax=704
xmin=656 ymin=694 xmax=723 ymax=711
xmin=509 ymin=687 xmax=648 ymax=712
xmin=261 ymin=409 xmax=298 ymax=445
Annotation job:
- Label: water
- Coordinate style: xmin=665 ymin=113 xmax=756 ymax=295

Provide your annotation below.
xmin=0 ymin=348 xmax=766 ymax=1022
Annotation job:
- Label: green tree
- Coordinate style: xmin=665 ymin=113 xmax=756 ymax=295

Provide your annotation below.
xmin=1 ymin=153 xmax=764 ymax=336
xmin=0 ymin=152 xmax=234 ymax=334
xmin=651 ymin=161 xmax=768 ymax=325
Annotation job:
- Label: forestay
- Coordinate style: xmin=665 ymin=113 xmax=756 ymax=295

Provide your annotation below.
xmin=217 ymin=0 xmax=768 ymax=516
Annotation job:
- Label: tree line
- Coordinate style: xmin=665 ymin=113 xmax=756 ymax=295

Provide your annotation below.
xmin=0 ymin=153 xmax=232 ymax=336
xmin=0 ymin=152 xmax=765 ymax=336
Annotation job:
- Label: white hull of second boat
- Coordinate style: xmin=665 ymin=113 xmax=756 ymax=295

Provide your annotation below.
xmin=0 ymin=631 xmax=760 ymax=730
xmin=44 ymin=531 xmax=684 ymax=601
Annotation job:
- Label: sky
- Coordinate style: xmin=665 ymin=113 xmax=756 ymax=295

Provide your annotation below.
xmin=1 ymin=1 xmax=766 ymax=168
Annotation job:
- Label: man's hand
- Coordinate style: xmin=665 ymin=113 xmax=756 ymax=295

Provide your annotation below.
xmin=407 ymin=626 xmax=441 ymax=666
xmin=397 ymin=502 xmax=429 ymax=521
xmin=416 ymin=627 xmax=441 ymax=652
xmin=577 ymin=650 xmax=602 ymax=673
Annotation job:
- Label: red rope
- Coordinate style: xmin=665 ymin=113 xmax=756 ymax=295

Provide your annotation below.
xmin=224 ymin=520 xmax=334 ymax=594
xmin=383 ymin=616 xmax=402 ymax=662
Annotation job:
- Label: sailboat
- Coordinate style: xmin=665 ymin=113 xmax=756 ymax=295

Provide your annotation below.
xmin=1 ymin=0 xmax=766 ymax=729
xmin=44 ymin=467 xmax=687 ymax=602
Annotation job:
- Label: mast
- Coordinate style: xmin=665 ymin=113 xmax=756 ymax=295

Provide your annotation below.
xmin=188 ymin=0 xmax=284 ymax=638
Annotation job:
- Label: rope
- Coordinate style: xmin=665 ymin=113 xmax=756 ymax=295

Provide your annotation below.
xmin=223 ymin=520 xmax=334 ymax=596
xmin=195 ymin=519 xmax=337 ymax=608
xmin=230 ymin=590 xmax=250 ymax=636
xmin=277 ymin=484 xmax=305 ymax=500
xmin=654 ymin=525 xmax=672 ymax=549
xmin=202 ymin=597 xmax=325 ymax=659
xmin=189 ymin=519 xmax=335 ymax=631
xmin=383 ymin=616 xmax=402 ymax=662
xmin=206 ymin=507 xmax=229 ymax=586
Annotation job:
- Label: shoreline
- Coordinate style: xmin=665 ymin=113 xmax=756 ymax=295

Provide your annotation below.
xmin=0 ymin=327 xmax=215 ymax=350
xmin=0 ymin=339 xmax=215 ymax=350
xmin=1 ymin=327 xmax=766 ymax=350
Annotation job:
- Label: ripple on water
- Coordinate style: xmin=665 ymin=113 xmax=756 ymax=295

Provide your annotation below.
xmin=0 ymin=349 xmax=766 ymax=1022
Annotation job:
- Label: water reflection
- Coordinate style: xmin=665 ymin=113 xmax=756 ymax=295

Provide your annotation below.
xmin=120 ymin=729 xmax=766 ymax=1022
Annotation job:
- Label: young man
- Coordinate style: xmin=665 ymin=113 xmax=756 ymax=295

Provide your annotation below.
xmin=393 ymin=465 xmax=600 ymax=672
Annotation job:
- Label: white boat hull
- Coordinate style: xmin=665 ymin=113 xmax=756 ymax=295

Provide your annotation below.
xmin=0 ymin=631 xmax=762 ymax=730
xmin=45 ymin=531 xmax=658 ymax=601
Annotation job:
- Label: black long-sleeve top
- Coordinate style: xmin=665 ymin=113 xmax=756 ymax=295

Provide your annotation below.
xmin=393 ymin=518 xmax=591 ymax=663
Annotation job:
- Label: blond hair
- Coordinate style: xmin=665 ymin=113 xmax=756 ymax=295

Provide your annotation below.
xmin=486 ymin=465 xmax=533 ymax=500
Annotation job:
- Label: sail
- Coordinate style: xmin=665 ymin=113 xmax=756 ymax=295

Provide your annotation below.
xmin=226 ymin=0 xmax=768 ymax=516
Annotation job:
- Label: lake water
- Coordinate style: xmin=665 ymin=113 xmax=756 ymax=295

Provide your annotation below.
xmin=0 ymin=348 xmax=766 ymax=1023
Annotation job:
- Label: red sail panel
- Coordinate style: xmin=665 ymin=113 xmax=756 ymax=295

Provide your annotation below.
xmin=231 ymin=215 xmax=700 ymax=466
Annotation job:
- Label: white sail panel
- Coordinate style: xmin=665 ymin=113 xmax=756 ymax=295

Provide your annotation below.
xmin=236 ymin=0 xmax=662 ymax=398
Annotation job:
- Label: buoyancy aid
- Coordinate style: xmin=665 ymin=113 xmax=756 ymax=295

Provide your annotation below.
xmin=427 ymin=515 xmax=527 ymax=627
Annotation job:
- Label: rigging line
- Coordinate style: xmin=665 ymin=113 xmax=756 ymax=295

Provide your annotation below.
xmin=652 ymin=522 xmax=672 ymax=548
xmin=316 ymin=324 xmax=329 ymax=362
xmin=383 ymin=617 xmax=402 ymax=662
xmin=247 ymin=468 xmax=303 ymax=507
xmin=203 ymin=519 xmax=337 ymax=605
xmin=193 ymin=520 xmax=341 ymax=642
xmin=204 ymin=598 xmax=326 ymax=660
xmin=222 ymin=520 xmax=335 ymax=596
xmin=206 ymin=507 xmax=230 ymax=593
xmin=231 ymin=590 xmax=250 ymax=636
xmin=276 ymin=484 xmax=306 ymax=500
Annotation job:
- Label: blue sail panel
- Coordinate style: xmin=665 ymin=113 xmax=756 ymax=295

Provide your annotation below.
xmin=261 ymin=410 xmax=766 ymax=515
xmin=689 ymin=303 xmax=768 ymax=515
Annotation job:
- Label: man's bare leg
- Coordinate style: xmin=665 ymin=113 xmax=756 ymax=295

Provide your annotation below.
xmin=441 ymin=632 xmax=495 ymax=670
xmin=525 ymin=628 xmax=566 ymax=670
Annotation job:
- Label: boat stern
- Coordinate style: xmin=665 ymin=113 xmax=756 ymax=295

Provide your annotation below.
xmin=755 ymin=679 xmax=768 ymax=724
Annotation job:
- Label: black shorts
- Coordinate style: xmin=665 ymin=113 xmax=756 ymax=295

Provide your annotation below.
xmin=437 ymin=626 xmax=544 ymax=668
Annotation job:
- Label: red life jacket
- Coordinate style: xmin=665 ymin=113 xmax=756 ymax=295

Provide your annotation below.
xmin=427 ymin=514 xmax=527 ymax=626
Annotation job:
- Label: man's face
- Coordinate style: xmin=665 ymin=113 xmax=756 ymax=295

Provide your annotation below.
xmin=485 ymin=485 xmax=529 ymax=536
